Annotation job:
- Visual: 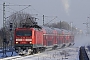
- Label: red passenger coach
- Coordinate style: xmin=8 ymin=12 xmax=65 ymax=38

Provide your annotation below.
xmin=14 ymin=25 xmax=74 ymax=55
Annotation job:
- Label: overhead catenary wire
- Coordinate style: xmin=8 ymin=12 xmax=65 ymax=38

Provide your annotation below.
xmin=44 ymin=16 xmax=57 ymax=25
xmin=0 ymin=4 xmax=27 ymax=6
xmin=5 ymin=5 xmax=31 ymax=6
xmin=0 ymin=2 xmax=31 ymax=19
xmin=6 ymin=6 xmax=18 ymax=12
xmin=31 ymin=6 xmax=43 ymax=15
xmin=0 ymin=7 xmax=15 ymax=13
xmin=1 ymin=2 xmax=60 ymax=27
xmin=5 ymin=5 xmax=31 ymax=19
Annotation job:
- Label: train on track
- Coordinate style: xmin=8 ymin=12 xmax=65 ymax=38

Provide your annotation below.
xmin=14 ymin=25 xmax=74 ymax=55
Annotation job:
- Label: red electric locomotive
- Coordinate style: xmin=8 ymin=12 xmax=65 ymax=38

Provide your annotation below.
xmin=14 ymin=25 xmax=74 ymax=55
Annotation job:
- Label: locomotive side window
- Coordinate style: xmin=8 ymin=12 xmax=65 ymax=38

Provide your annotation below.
xmin=16 ymin=30 xmax=32 ymax=36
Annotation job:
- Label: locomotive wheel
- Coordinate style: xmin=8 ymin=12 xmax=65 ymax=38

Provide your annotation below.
xmin=33 ymin=49 xmax=36 ymax=54
xmin=33 ymin=48 xmax=37 ymax=54
xmin=35 ymin=48 xmax=38 ymax=54
xmin=31 ymin=51 xmax=33 ymax=55
xmin=37 ymin=48 xmax=41 ymax=53
xmin=40 ymin=48 xmax=44 ymax=52
xmin=42 ymin=47 xmax=45 ymax=52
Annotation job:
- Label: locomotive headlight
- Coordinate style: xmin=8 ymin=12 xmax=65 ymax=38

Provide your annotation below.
xmin=16 ymin=42 xmax=18 ymax=44
xmin=30 ymin=42 xmax=32 ymax=44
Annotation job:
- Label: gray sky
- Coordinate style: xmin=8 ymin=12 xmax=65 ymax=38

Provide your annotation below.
xmin=0 ymin=0 xmax=90 ymax=33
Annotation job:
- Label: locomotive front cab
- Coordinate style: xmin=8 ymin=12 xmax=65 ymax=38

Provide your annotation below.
xmin=15 ymin=29 xmax=32 ymax=45
xmin=14 ymin=28 xmax=33 ymax=54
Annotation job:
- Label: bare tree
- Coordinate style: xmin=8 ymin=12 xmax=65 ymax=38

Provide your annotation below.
xmin=7 ymin=12 xmax=36 ymax=28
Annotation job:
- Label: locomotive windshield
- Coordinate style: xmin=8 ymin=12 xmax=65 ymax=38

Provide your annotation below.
xmin=16 ymin=30 xmax=32 ymax=36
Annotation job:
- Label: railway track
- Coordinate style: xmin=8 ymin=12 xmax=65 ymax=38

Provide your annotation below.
xmin=79 ymin=46 xmax=89 ymax=60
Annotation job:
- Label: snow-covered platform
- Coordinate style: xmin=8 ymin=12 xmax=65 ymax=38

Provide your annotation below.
xmin=1 ymin=47 xmax=79 ymax=60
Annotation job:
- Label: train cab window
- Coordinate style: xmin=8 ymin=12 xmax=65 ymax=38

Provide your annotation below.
xmin=16 ymin=30 xmax=32 ymax=36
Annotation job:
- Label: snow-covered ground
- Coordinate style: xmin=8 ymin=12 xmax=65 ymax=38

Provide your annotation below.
xmin=1 ymin=46 xmax=79 ymax=60
xmin=0 ymin=51 xmax=18 ymax=59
